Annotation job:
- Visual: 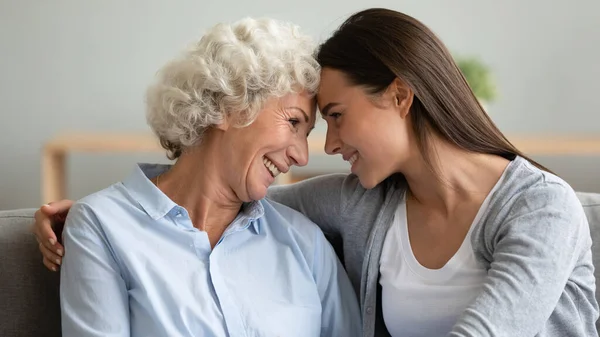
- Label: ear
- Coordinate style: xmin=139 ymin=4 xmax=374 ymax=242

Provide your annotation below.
xmin=389 ymin=77 xmax=414 ymax=119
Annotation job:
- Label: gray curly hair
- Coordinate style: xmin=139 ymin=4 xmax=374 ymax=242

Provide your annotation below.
xmin=145 ymin=17 xmax=321 ymax=159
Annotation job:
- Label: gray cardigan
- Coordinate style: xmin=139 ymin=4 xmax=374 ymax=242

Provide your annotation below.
xmin=268 ymin=156 xmax=599 ymax=337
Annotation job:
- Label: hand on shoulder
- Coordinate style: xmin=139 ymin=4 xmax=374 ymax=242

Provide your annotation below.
xmin=31 ymin=199 xmax=74 ymax=271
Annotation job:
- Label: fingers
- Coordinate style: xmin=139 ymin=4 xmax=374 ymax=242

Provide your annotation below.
xmin=43 ymin=217 xmax=61 ymax=247
xmin=37 ymin=236 xmax=63 ymax=272
xmin=32 ymin=210 xmax=63 ymax=251
xmin=32 ymin=204 xmax=65 ymax=272
xmin=32 ymin=200 xmax=73 ymax=272
xmin=42 ymin=257 xmax=60 ymax=272
xmin=39 ymin=242 xmax=62 ymax=267
xmin=41 ymin=200 xmax=74 ymax=217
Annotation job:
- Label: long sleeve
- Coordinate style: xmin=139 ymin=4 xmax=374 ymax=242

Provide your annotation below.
xmin=311 ymin=227 xmax=362 ymax=337
xmin=60 ymin=202 xmax=130 ymax=337
xmin=449 ymin=183 xmax=599 ymax=336
xmin=267 ymin=173 xmax=355 ymax=237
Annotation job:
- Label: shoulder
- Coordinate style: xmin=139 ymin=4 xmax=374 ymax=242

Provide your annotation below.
xmin=259 ymin=198 xmax=338 ymax=260
xmin=260 ymin=198 xmax=323 ymax=236
xmin=482 ymin=157 xmax=588 ymax=249
xmin=65 ymin=183 xmax=131 ymax=234
xmin=73 ymin=182 xmax=131 ymax=214
xmin=494 ymin=157 xmax=583 ymax=218
xmin=259 ymin=198 xmax=345 ymax=270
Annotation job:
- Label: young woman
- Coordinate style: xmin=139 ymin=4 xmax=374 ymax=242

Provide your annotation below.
xmin=33 ymin=8 xmax=598 ymax=337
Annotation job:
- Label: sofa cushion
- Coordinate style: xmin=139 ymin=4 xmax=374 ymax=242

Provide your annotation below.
xmin=0 ymin=208 xmax=61 ymax=337
xmin=578 ymin=192 xmax=600 ymax=305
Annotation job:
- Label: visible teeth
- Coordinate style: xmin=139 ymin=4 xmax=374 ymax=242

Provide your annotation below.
xmin=263 ymin=157 xmax=280 ymax=177
xmin=348 ymin=153 xmax=358 ymax=165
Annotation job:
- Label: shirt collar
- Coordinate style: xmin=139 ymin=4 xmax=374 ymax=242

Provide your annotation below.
xmin=122 ymin=163 xmax=176 ymax=220
xmin=122 ymin=163 xmax=265 ymax=234
xmin=239 ymin=201 xmax=264 ymax=235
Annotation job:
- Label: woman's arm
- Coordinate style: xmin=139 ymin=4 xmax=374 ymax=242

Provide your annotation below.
xmin=267 ymin=173 xmax=356 ymax=237
xmin=61 ymin=202 xmax=130 ymax=337
xmin=449 ymin=183 xmax=599 ymax=336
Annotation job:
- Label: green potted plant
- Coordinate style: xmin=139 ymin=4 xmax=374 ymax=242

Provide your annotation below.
xmin=455 ymin=55 xmax=497 ymax=106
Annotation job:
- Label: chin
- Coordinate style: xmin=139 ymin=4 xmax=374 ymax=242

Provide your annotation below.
xmin=357 ymin=172 xmax=387 ymax=190
xmin=357 ymin=175 xmax=379 ymax=190
xmin=247 ymin=184 xmax=269 ymax=201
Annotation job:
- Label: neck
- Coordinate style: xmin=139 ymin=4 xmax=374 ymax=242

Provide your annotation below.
xmin=401 ymin=138 xmax=510 ymax=215
xmin=156 ymin=138 xmax=241 ymax=232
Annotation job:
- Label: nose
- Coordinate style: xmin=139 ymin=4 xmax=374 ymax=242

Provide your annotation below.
xmin=324 ymin=126 xmax=342 ymax=155
xmin=288 ymin=136 xmax=310 ymax=167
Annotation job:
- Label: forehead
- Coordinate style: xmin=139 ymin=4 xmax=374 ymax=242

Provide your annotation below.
xmin=320 ymin=67 xmax=350 ymax=85
xmin=317 ymin=68 xmax=354 ymax=107
xmin=279 ymin=91 xmax=317 ymax=118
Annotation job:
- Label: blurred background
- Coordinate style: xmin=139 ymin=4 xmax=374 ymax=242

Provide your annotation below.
xmin=0 ymin=0 xmax=599 ymax=210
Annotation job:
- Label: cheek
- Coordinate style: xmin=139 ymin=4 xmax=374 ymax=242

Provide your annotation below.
xmin=224 ymin=139 xmax=257 ymax=182
xmin=239 ymin=129 xmax=286 ymax=173
xmin=343 ymin=119 xmax=382 ymax=152
xmin=362 ymin=119 xmax=408 ymax=161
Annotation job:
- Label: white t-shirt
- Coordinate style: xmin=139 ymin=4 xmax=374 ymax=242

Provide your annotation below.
xmin=379 ymin=186 xmax=501 ymax=337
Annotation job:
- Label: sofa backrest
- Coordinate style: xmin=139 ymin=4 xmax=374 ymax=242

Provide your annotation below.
xmin=1 ymin=193 xmax=600 ymax=336
xmin=0 ymin=208 xmax=61 ymax=337
xmin=579 ymin=192 xmax=600 ymax=293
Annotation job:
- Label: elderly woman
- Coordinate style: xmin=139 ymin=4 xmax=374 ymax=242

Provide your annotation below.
xmin=55 ymin=17 xmax=361 ymax=337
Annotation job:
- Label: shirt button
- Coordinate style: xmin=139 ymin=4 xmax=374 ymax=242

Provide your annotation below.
xmin=366 ymin=306 xmax=373 ymax=315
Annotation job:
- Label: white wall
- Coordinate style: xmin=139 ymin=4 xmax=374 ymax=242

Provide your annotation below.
xmin=1 ymin=0 xmax=599 ymax=210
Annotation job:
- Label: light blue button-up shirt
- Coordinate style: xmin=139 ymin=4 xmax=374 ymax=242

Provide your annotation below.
xmin=60 ymin=164 xmax=361 ymax=337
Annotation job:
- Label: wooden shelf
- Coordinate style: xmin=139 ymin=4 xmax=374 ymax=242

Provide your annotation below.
xmin=41 ymin=131 xmax=600 ymax=203
xmin=44 ymin=133 xmax=163 ymax=153
xmin=508 ymin=136 xmax=600 ymax=156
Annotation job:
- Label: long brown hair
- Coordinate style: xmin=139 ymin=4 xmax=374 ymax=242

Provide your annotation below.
xmin=316 ymin=8 xmax=551 ymax=174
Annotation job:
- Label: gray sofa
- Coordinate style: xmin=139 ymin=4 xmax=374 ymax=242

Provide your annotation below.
xmin=1 ymin=193 xmax=600 ymax=336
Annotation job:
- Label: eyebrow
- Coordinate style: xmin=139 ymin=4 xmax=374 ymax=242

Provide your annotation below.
xmin=320 ymin=102 xmax=341 ymax=116
xmin=287 ymin=106 xmax=316 ymax=135
xmin=287 ymin=107 xmax=309 ymax=122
